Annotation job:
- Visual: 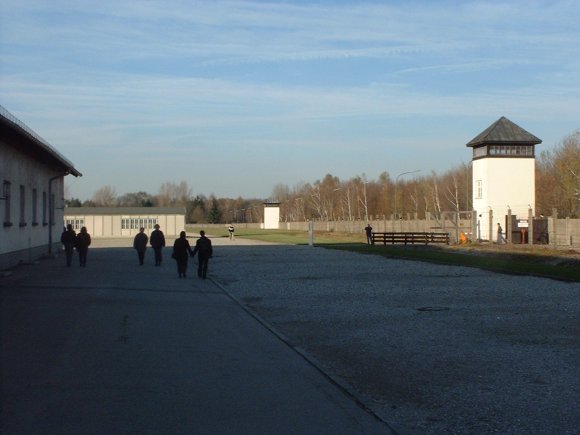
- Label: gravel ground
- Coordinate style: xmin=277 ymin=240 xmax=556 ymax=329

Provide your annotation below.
xmin=210 ymin=238 xmax=580 ymax=434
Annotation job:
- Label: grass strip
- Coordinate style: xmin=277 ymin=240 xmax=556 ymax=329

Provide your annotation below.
xmin=324 ymin=244 xmax=580 ymax=282
xmin=195 ymin=227 xmax=578 ymax=281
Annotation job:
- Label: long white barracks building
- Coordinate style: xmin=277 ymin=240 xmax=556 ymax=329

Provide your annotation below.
xmin=1 ymin=105 xmax=81 ymax=270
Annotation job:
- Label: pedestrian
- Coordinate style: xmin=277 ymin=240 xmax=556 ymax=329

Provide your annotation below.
xmin=364 ymin=223 xmax=373 ymax=244
xmin=192 ymin=230 xmax=213 ymax=279
xmin=497 ymin=223 xmax=506 ymax=244
xmin=172 ymin=231 xmax=193 ymax=278
xmin=133 ymin=227 xmax=148 ymax=265
xmin=150 ymin=224 xmax=166 ymax=266
xmin=75 ymin=226 xmax=91 ymax=267
xmin=60 ymin=224 xmax=76 ymax=267
xmin=228 ymin=224 xmax=235 ymax=240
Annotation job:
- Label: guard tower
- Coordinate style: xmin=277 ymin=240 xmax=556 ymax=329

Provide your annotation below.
xmin=263 ymin=200 xmax=280 ymax=229
xmin=466 ymin=116 xmax=542 ymax=240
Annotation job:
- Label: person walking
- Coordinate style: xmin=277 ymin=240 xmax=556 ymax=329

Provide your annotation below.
xmin=228 ymin=224 xmax=235 ymax=240
xmin=172 ymin=231 xmax=193 ymax=278
xmin=364 ymin=223 xmax=373 ymax=245
xmin=133 ymin=227 xmax=149 ymax=265
xmin=60 ymin=224 xmax=76 ymax=267
xmin=192 ymin=230 xmax=213 ymax=279
xmin=75 ymin=226 xmax=91 ymax=267
xmin=497 ymin=223 xmax=506 ymax=244
xmin=150 ymin=224 xmax=166 ymax=266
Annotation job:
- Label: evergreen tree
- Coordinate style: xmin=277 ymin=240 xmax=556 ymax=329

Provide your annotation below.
xmin=207 ymin=196 xmax=222 ymax=223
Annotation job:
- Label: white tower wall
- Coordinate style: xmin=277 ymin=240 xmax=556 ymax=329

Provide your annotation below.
xmin=263 ymin=205 xmax=280 ymax=229
xmin=473 ymin=158 xmax=535 ymax=240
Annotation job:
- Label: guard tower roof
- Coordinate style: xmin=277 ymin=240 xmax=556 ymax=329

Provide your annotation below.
xmin=466 ymin=116 xmax=542 ymax=147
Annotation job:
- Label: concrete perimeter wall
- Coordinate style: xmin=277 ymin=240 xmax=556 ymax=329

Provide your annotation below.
xmin=190 ymin=216 xmax=580 ymax=248
xmin=549 ymin=217 xmax=580 ymax=248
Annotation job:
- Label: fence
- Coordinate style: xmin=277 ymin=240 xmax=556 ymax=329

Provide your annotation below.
xmin=549 ymin=217 xmax=580 ymax=248
xmin=284 ymin=212 xmax=473 ymax=244
xmin=186 ymin=212 xmax=580 ymax=248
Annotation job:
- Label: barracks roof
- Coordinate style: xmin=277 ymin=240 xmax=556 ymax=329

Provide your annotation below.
xmin=466 ymin=116 xmax=542 ymax=147
xmin=64 ymin=207 xmax=186 ymax=216
xmin=0 ymin=104 xmax=82 ymax=177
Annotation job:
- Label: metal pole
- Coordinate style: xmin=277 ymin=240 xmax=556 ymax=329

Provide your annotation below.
xmin=528 ymin=207 xmax=534 ymax=245
xmin=394 ymin=170 xmax=421 ymax=231
xmin=47 ymin=174 xmax=61 ymax=255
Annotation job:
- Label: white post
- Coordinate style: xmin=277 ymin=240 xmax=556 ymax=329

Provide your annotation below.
xmin=507 ymin=208 xmax=512 ymax=244
xmin=308 ymin=220 xmax=314 ymax=246
xmin=528 ymin=207 xmax=534 ymax=245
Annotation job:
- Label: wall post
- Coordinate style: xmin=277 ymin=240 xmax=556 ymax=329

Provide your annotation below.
xmin=528 ymin=207 xmax=534 ymax=245
xmin=551 ymin=208 xmax=558 ymax=246
xmin=507 ymin=208 xmax=512 ymax=244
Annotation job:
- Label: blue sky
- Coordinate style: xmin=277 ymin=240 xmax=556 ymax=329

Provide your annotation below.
xmin=1 ymin=0 xmax=579 ymax=200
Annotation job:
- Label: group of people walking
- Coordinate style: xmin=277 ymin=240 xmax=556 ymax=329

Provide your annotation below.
xmin=60 ymin=224 xmax=92 ymax=267
xmin=133 ymin=224 xmax=166 ymax=266
xmin=171 ymin=230 xmax=213 ymax=279
xmin=60 ymin=225 xmax=213 ymax=279
xmin=134 ymin=226 xmax=212 ymax=278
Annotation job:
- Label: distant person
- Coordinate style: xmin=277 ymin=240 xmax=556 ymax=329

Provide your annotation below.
xmin=497 ymin=223 xmax=506 ymax=244
xmin=228 ymin=224 xmax=235 ymax=240
xmin=133 ymin=227 xmax=149 ymax=265
xmin=172 ymin=231 xmax=193 ymax=278
xmin=75 ymin=226 xmax=91 ymax=267
xmin=60 ymin=224 xmax=76 ymax=267
xmin=364 ymin=224 xmax=373 ymax=244
xmin=150 ymin=224 xmax=166 ymax=266
xmin=192 ymin=230 xmax=213 ymax=279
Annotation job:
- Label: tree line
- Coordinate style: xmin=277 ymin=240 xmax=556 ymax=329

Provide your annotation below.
xmin=274 ymin=130 xmax=578 ymax=221
xmin=67 ymin=131 xmax=579 ymax=222
xmin=66 ymin=181 xmax=265 ymax=224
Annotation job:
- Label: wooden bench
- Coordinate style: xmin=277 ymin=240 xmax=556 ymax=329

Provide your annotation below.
xmin=371 ymin=232 xmax=450 ymax=245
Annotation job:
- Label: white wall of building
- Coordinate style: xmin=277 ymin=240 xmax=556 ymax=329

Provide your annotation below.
xmin=1 ymin=141 xmax=65 ymax=268
xmin=263 ymin=205 xmax=280 ymax=229
xmin=63 ymin=211 xmax=185 ymax=238
xmin=473 ymin=157 xmax=535 ymax=240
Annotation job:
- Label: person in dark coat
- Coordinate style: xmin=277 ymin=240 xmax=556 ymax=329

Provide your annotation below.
xmin=150 ymin=224 xmax=166 ymax=266
xmin=75 ymin=226 xmax=91 ymax=267
xmin=60 ymin=224 xmax=76 ymax=267
xmin=364 ymin=224 xmax=373 ymax=244
xmin=192 ymin=230 xmax=213 ymax=279
xmin=133 ymin=227 xmax=149 ymax=265
xmin=173 ymin=231 xmax=193 ymax=278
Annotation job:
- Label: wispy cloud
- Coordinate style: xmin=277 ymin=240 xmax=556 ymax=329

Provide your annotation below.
xmin=1 ymin=1 xmax=579 ymax=199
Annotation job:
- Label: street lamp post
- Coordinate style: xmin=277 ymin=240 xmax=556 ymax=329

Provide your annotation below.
xmin=363 ymin=181 xmax=369 ymax=222
xmin=394 ymin=170 xmax=421 ymax=230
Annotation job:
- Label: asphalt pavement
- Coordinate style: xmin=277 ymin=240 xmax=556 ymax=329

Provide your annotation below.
xmin=0 ymin=238 xmax=392 ymax=434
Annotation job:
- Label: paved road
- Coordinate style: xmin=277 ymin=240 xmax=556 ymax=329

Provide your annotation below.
xmin=0 ymin=239 xmax=391 ymax=434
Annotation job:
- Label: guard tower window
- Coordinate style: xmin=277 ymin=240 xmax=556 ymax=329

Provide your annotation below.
xmin=488 ymin=145 xmax=534 ymax=156
xmin=473 ymin=146 xmax=487 ymax=158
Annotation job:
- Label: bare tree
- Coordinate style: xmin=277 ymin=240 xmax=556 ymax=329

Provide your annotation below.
xmin=92 ymin=185 xmax=117 ymax=206
xmin=444 ymin=173 xmax=461 ymax=212
xmin=430 ymin=174 xmax=442 ymax=219
xmin=537 ymin=130 xmax=580 ymax=216
xmin=157 ymin=180 xmax=192 ymax=207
